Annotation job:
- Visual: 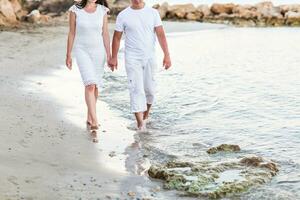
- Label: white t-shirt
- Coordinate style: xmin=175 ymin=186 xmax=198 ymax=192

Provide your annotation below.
xmin=115 ymin=5 xmax=163 ymax=59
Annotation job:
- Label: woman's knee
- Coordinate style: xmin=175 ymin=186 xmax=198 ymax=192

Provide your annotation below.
xmin=86 ymin=84 xmax=96 ymax=92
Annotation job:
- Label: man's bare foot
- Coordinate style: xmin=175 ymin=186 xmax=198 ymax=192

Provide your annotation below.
xmin=143 ymin=118 xmax=150 ymax=124
xmin=137 ymin=122 xmax=148 ymax=133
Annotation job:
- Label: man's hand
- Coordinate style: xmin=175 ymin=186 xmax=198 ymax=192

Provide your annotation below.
xmin=163 ymin=54 xmax=171 ymax=70
xmin=66 ymin=55 xmax=72 ymax=70
xmin=109 ymin=57 xmax=118 ymax=71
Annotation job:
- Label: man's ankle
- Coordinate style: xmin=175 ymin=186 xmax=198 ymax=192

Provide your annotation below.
xmin=137 ymin=123 xmax=143 ymax=129
xmin=143 ymin=112 xmax=149 ymax=120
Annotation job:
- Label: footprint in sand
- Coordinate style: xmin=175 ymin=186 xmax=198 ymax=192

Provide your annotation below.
xmin=7 ymin=176 xmax=18 ymax=186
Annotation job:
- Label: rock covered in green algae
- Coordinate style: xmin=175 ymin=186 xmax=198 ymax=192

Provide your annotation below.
xmin=240 ymin=156 xmax=279 ymax=175
xmin=148 ymin=155 xmax=278 ymax=199
xmin=207 ymin=144 xmax=241 ymax=154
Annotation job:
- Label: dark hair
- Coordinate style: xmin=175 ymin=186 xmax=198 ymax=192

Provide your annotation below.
xmin=76 ymin=0 xmax=109 ymax=9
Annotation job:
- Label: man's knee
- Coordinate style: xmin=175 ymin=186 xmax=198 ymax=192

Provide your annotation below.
xmin=129 ymin=81 xmax=145 ymax=96
xmin=145 ymin=87 xmax=155 ymax=104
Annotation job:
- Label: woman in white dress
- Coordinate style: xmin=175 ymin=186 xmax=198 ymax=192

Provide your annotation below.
xmin=66 ymin=0 xmax=111 ymax=133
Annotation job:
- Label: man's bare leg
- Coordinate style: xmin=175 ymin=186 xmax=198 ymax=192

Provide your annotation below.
xmin=143 ymin=104 xmax=152 ymax=120
xmin=135 ymin=112 xmax=144 ymax=129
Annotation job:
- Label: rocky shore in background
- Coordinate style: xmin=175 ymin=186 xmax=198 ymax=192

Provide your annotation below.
xmin=1 ymin=0 xmax=300 ymax=29
xmin=0 ymin=0 xmax=73 ymax=28
xmin=153 ymin=2 xmax=300 ymax=27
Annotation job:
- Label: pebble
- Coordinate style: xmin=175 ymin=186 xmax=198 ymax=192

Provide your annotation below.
xmin=109 ymin=151 xmax=116 ymax=157
xmin=128 ymin=191 xmax=136 ymax=197
xmin=151 ymin=186 xmax=160 ymax=192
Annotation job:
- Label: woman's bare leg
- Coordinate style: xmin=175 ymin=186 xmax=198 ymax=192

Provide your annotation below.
xmin=87 ymin=87 xmax=98 ymax=124
xmin=87 ymin=110 xmax=92 ymax=125
xmin=94 ymin=87 xmax=99 ymax=100
xmin=85 ymin=84 xmax=98 ymax=127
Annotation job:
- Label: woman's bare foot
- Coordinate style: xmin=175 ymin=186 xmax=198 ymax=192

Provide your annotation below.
xmin=90 ymin=125 xmax=99 ymax=142
xmin=86 ymin=121 xmax=101 ymax=129
xmin=90 ymin=125 xmax=99 ymax=132
xmin=90 ymin=130 xmax=99 ymax=143
xmin=86 ymin=120 xmax=100 ymax=130
xmin=86 ymin=121 xmax=92 ymax=130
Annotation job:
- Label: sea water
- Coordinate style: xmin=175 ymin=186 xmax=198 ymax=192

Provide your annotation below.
xmin=102 ymin=23 xmax=300 ymax=199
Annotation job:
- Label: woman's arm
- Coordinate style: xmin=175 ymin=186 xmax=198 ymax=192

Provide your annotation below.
xmin=102 ymin=14 xmax=111 ymax=69
xmin=66 ymin=11 xmax=76 ymax=70
xmin=110 ymin=31 xmax=123 ymax=70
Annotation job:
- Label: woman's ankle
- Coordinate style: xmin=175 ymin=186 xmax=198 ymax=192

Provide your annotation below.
xmin=91 ymin=119 xmax=98 ymax=127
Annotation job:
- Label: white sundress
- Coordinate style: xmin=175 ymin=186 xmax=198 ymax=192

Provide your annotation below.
xmin=69 ymin=4 xmax=109 ymax=88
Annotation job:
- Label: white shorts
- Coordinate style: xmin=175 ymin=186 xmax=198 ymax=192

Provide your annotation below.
xmin=125 ymin=57 xmax=157 ymax=113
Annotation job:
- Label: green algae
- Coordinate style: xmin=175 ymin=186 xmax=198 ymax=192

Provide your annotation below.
xmin=148 ymin=153 xmax=279 ymax=199
xmin=207 ymin=144 xmax=241 ymax=154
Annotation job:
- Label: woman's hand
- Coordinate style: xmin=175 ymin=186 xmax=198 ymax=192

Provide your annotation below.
xmin=163 ymin=54 xmax=172 ymax=70
xmin=66 ymin=55 xmax=72 ymax=70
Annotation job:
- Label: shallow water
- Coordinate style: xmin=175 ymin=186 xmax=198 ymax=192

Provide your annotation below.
xmin=102 ymin=26 xmax=300 ymax=199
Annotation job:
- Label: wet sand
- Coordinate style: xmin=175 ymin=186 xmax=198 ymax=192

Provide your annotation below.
xmin=0 ymin=22 xmax=224 ymax=199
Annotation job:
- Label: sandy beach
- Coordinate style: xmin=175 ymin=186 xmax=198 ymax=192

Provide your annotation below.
xmin=0 ymin=22 xmax=219 ymax=199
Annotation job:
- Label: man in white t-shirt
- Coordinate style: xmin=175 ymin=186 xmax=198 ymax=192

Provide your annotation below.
xmin=109 ymin=0 xmax=171 ymax=132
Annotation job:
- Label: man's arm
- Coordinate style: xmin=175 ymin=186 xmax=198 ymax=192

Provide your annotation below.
xmin=155 ymin=26 xmax=171 ymax=70
xmin=110 ymin=31 xmax=123 ymax=70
